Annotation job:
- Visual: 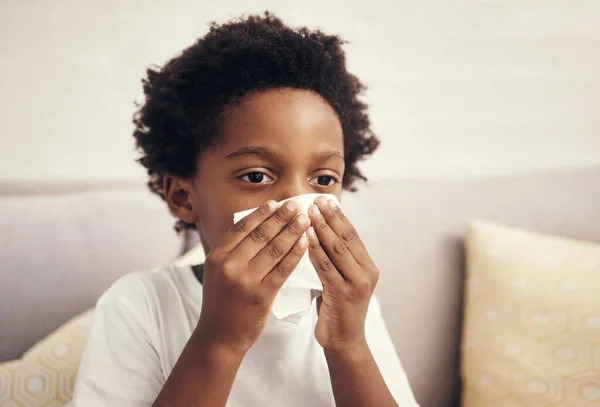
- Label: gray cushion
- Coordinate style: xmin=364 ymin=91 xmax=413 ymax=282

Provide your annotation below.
xmin=341 ymin=169 xmax=600 ymax=407
xmin=0 ymin=185 xmax=183 ymax=362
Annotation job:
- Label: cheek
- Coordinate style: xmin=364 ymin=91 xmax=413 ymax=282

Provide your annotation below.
xmin=195 ymin=193 xmax=271 ymax=251
xmin=189 ymin=185 xmax=234 ymax=250
xmin=195 ymin=203 xmax=233 ymax=250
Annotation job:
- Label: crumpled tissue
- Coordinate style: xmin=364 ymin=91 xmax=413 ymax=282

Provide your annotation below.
xmin=233 ymin=193 xmax=340 ymax=324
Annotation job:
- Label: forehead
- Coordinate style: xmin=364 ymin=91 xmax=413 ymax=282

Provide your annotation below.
xmin=215 ymin=88 xmax=344 ymax=157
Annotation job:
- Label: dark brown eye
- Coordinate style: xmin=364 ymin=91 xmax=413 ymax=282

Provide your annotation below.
xmin=311 ymin=175 xmax=335 ymax=186
xmin=240 ymin=172 xmax=273 ymax=184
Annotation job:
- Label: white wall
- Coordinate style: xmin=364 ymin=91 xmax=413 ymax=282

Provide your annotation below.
xmin=1 ymin=0 xmax=599 ymax=182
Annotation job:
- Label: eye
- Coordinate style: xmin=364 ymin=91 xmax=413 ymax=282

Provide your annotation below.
xmin=239 ymin=171 xmax=274 ymax=184
xmin=310 ymin=175 xmax=337 ymax=187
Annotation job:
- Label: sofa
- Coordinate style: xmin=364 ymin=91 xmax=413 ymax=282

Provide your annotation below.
xmin=1 ymin=168 xmax=599 ymax=407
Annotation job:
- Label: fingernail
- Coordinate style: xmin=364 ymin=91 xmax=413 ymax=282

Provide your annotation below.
xmin=267 ymin=200 xmax=278 ymax=210
xmin=309 ymin=204 xmax=321 ymax=217
xmin=299 ymin=236 xmax=308 ymax=246
xmin=285 ymin=200 xmax=298 ymax=212
xmin=296 ymin=214 xmax=308 ymax=225
xmin=328 ymin=199 xmax=337 ymax=209
xmin=307 ymin=226 xmax=316 ymax=237
xmin=317 ymin=196 xmax=328 ymax=206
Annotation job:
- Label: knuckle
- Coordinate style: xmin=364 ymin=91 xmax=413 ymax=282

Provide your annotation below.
xmin=291 ymin=241 xmax=307 ymax=257
xmin=231 ymin=220 xmax=249 ymax=235
xmin=318 ymin=259 xmax=334 ymax=272
xmin=272 ymin=210 xmax=289 ymax=225
xmin=256 ymin=203 xmax=273 ymax=217
xmin=250 ymin=226 xmax=269 ymax=243
xmin=274 ymin=262 xmax=291 ymax=277
xmin=284 ymin=222 xmax=302 ymax=237
xmin=356 ymin=277 xmax=373 ymax=293
xmin=341 ymin=229 xmax=357 ymax=245
xmin=309 ymin=239 xmax=321 ymax=250
xmin=317 ymin=221 xmax=329 ymax=230
xmin=333 ymin=241 xmax=348 ymax=256
xmin=221 ymin=258 xmax=239 ymax=277
xmin=372 ymin=267 xmax=380 ymax=284
xmin=324 ymin=208 xmax=337 ymax=222
xmin=266 ymin=242 xmax=284 ymax=259
xmin=356 ymin=277 xmax=372 ymax=292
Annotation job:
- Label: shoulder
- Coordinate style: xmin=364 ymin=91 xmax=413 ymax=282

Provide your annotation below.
xmin=73 ymin=270 xmax=175 ymax=405
xmin=96 ymin=266 xmax=192 ymax=322
xmin=99 ymin=267 xmax=171 ymax=303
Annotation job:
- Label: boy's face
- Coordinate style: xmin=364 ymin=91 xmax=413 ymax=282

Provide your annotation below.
xmin=171 ymin=88 xmax=345 ymax=253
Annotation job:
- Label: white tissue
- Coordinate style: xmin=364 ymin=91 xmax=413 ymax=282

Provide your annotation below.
xmin=233 ymin=193 xmax=340 ymax=324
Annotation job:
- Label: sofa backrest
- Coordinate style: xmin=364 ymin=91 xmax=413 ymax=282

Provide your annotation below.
xmin=2 ymin=169 xmax=599 ymax=407
xmin=0 ymin=183 xmax=184 ymax=362
xmin=341 ymin=168 xmax=600 ymax=407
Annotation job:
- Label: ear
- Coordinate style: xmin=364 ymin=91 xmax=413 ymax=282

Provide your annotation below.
xmin=164 ymin=175 xmax=198 ymax=225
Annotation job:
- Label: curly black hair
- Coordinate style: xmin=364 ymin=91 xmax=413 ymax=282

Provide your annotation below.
xmin=133 ymin=12 xmax=379 ymax=230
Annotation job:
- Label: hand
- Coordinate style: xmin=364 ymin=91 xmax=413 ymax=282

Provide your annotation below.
xmin=307 ymin=196 xmax=379 ymax=353
xmin=195 ymin=200 xmax=310 ymax=355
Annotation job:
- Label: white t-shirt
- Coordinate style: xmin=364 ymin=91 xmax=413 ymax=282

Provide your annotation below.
xmin=72 ymin=265 xmax=419 ymax=407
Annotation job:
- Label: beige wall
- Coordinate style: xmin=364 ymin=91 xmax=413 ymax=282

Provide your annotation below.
xmin=1 ymin=0 xmax=599 ymax=182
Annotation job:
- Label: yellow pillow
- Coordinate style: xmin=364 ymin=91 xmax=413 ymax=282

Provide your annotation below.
xmin=0 ymin=309 xmax=93 ymax=407
xmin=461 ymin=220 xmax=600 ymax=407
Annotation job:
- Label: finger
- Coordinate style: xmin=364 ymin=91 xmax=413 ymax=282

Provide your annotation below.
xmin=218 ymin=200 xmax=279 ymax=252
xmin=234 ymin=200 xmax=302 ymax=261
xmin=263 ymin=232 xmax=309 ymax=290
xmin=250 ymin=212 xmax=310 ymax=278
xmin=306 ymin=226 xmax=343 ymax=285
xmin=314 ymin=196 xmax=369 ymax=264
xmin=308 ymin=203 xmax=359 ymax=279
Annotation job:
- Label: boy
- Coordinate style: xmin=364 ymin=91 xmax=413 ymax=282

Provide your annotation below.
xmin=72 ymin=12 xmax=419 ymax=407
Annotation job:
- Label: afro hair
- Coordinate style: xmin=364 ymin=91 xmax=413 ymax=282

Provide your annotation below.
xmin=133 ymin=12 xmax=379 ymax=230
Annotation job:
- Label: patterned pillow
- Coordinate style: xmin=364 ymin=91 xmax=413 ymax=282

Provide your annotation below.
xmin=461 ymin=220 xmax=600 ymax=407
xmin=0 ymin=310 xmax=93 ymax=407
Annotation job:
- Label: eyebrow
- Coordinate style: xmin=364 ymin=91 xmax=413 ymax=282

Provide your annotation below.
xmin=224 ymin=146 xmax=345 ymax=162
xmin=317 ymin=149 xmax=345 ymax=162
xmin=225 ymin=146 xmax=276 ymax=160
